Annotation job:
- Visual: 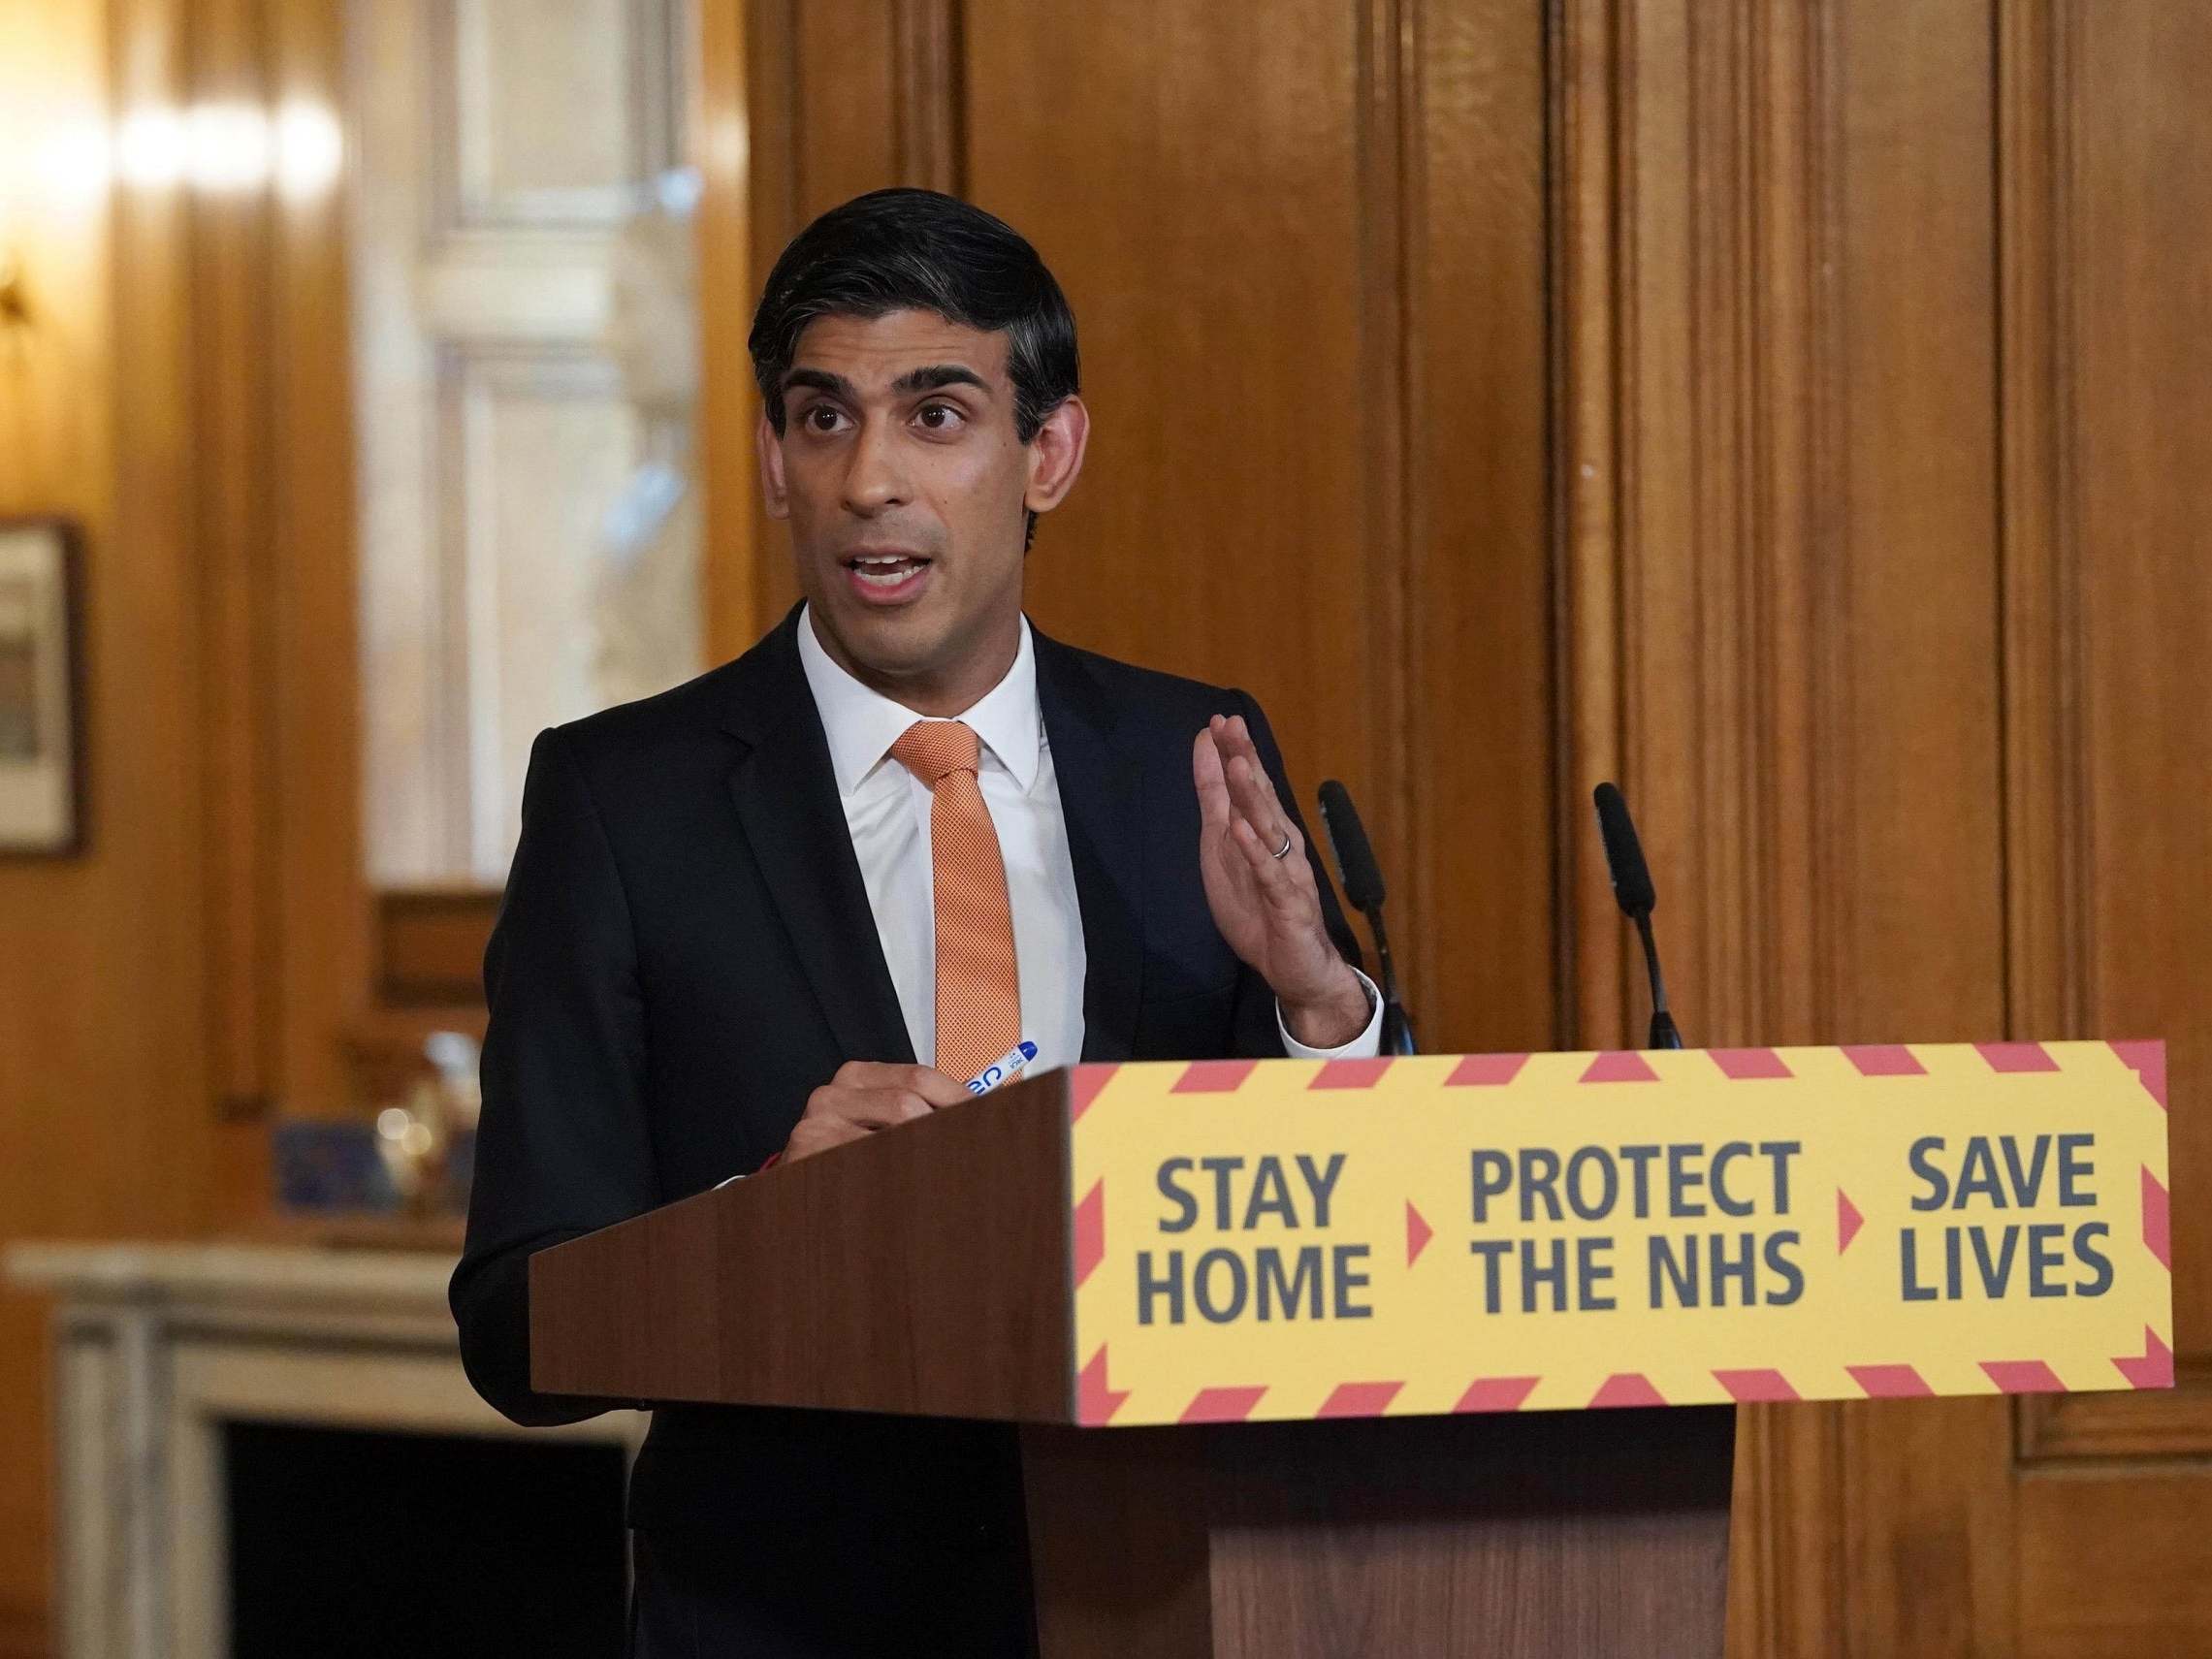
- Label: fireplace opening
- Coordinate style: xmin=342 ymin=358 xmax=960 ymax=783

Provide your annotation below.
xmin=224 ymin=1420 xmax=627 ymax=1656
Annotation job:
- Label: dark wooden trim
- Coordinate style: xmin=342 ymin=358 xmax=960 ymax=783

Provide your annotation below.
xmin=2018 ymin=1364 xmax=2212 ymax=1464
xmin=0 ymin=1597 xmax=49 ymax=1659
xmin=264 ymin=0 xmax=373 ymax=1133
xmin=892 ymin=0 xmax=963 ymax=194
xmin=376 ymin=886 xmax=500 ymax=1005
xmin=188 ymin=0 xmax=283 ymax=1118
xmin=693 ymin=0 xmax=767 ymax=662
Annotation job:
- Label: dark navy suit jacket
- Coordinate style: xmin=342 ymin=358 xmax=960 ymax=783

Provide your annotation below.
xmin=451 ymin=605 xmax=1359 ymax=1628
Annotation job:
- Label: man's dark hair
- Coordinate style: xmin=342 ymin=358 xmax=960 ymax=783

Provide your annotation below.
xmin=748 ymin=187 xmax=1080 ymax=444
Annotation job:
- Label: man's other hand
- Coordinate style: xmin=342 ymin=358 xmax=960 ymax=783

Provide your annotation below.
xmin=782 ymin=1061 xmax=970 ymax=1164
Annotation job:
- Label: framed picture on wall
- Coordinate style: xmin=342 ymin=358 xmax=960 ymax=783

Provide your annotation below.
xmin=0 ymin=518 xmax=84 ymax=856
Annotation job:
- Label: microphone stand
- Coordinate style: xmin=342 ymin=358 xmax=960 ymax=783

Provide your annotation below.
xmin=1592 ymin=782 xmax=1684 ymax=1051
xmin=1632 ymin=910 xmax=1683 ymax=1050
xmin=1362 ymin=903 xmax=1416 ymax=1056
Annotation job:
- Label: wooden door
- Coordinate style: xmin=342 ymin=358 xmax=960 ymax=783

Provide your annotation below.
xmin=350 ymin=0 xmax=693 ymax=884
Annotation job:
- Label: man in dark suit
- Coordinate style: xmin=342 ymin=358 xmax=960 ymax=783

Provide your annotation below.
xmin=452 ymin=187 xmax=1380 ymax=1656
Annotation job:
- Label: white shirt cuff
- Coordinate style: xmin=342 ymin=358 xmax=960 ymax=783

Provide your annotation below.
xmin=1277 ymin=967 xmax=1385 ymax=1060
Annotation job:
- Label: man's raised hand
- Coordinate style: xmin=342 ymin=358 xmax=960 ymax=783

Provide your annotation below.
xmin=1192 ymin=713 xmax=1369 ymax=1049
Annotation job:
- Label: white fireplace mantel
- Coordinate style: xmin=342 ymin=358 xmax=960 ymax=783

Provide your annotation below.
xmin=5 ymin=1241 xmax=644 ymax=1659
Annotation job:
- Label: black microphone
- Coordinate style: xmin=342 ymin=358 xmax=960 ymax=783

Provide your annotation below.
xmin=1591 ymin=782 xmax=1683 ymax=1050
xmin=1317 ymin=781 xmax=1415 ymax=1055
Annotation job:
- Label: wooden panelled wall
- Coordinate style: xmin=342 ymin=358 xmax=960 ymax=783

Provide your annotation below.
xmin=722 ymin=1 xmax=2212 ymax=1655
xmin=731 ymin=0 xmax=1561 ymax=1063
xmin=0 ymin=0 xmax=358 ymax=1650
xmin=0 ymin=0 xmax=2206 ymax=1655
xmin=0 ymin=4 xmax=215 ymax=1654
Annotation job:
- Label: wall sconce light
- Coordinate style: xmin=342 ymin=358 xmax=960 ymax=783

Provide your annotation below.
xmin=1 ymin=111 xmax=106 ymax=337
xmin=0 ymin=247 xmax=27 ymax=329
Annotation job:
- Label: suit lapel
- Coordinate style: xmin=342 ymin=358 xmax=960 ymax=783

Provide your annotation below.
xmin=1035 ymin=627 xmax=1148 ymax=1063
xmin=716 ymin=610 xmax=915 ymax=1067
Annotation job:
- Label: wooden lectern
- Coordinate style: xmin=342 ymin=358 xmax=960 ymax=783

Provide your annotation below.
xmin=529 ymin=1068 xmax=1734 ymax=1658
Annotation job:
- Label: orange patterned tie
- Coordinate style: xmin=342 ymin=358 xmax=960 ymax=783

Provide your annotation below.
xmin=890 ymin=719 xmax=1021 ymax=1080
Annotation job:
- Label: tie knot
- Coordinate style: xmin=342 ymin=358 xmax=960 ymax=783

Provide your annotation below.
xmin=890 ymin=718 xmax=980 ymax=785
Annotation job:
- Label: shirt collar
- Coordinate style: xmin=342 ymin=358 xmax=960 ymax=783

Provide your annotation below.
xmin=795 ymin=603 xmax=1044 ymax=797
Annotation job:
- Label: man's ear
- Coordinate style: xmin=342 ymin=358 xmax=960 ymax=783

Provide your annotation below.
xmin=755 ymin=410 xmax=790 ymax=520
xmin=1023 ymin=395 xmax=1091 ymax=517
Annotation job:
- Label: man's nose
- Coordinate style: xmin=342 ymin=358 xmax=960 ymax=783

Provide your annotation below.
xmin=841 ymin=417 xmax=910 ymax=516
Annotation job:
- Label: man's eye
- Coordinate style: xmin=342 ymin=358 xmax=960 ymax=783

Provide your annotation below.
xmin=914 ymin=402 xmax=965 ymax=431
xmin=800 ymin=406 xmax=846 ymax=433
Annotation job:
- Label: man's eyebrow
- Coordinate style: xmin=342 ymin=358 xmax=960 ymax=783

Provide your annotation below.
xmin=891 ymin=364 xmax=992 ymax=397
xmin=780 ymin=367 xmax=854 ymax=398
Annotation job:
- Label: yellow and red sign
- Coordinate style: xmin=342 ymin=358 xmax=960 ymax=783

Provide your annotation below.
xmin=1065 ymin=1042 xmax=2172 ymax=1426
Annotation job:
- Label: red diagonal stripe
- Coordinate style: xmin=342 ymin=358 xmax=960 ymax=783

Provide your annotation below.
xmin=1712 ymin=1047 xmax=1793 ymax=1080
xmin=1310 ymin=1057 xmax=1393 ymax=1089
xmin=1715 ymin=1368 xmax=1802 ymax=1403
xmin=1581 ymin=1051 xmax=1660 ymax=1083
xmin=1588 ymin=1373 xmax=1668 ymax=1408
xmin=1453 ymin=1376 xmax=1540 ymax=1414
xmin=1180 ymin=1386 xmax=1268 ymax=1423
xmin=2115 ymin=1327 xmax=2175 ymax=1390
xmin=1844 ymin=1045 xmax=1925 ymax=1076
xmin=2143 ymin=1166 xmax=2171 ymax=1268
xmin=1848 ymin=1364 xmax=1934 ymax=1398
xmin=1077 ymin=1346 xmax=1129 ymax=1425
xmin=1976 ymin=1041 xmax=2059 ymax=1073
xmin=1445 ymin=1053 xmax=1529 ymax=1086
xmin=1069 ymin=1065 xmax=1118 ymax=1122
xmin=1980 ymin=1360 xmax=2067 ymax=1394
xmin=1172 ymin=1059 xmax=1260 ymax=1094
xmin=1316 ymin=1381 xmax=1404 ymax=1419
xmin=2110 ymin=1040 xmax=2168 ymax=1110
xmin=1072 ymin=1180 xmax=1105 ymax=1289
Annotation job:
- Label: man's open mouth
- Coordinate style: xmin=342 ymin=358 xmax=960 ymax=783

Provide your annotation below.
xmin=841 ymin=551 xmax=935 ymax=602
xmin=845 ymin=552 xmax=932 ymax=587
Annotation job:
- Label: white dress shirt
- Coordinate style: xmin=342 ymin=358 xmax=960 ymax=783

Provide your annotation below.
xmin=794 ymin=605 xmax=1381 ymax=1074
